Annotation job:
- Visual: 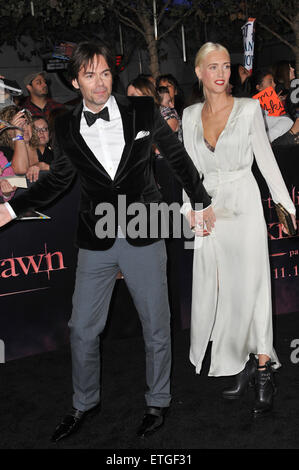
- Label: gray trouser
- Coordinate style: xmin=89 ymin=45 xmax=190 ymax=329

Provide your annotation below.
xmin=68 ymin=238 xmax=171 ymax=412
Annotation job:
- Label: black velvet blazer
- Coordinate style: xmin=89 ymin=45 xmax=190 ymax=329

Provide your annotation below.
xmin=10 ymin=94 xmax=211 ymax=250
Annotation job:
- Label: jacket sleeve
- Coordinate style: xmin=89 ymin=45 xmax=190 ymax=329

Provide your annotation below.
xmin=153 ymin=106 xmax=211 ymax=210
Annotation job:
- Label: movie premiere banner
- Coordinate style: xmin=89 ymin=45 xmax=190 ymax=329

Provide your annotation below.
xmin=0 ymin=181 xmax=80 ymax=362
xmin=255 ymin=145 xmax=299 ymax=316
xmin=0 ymin=179 xmax=146 ymax=362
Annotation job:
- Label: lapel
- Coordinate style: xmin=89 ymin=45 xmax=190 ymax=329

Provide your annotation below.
xmin=70 ymin=101 xmax=112 ymax=180
xmin=69 ymin=94 xmax=136 ymax=182
xmin=113 ymin=93 xmax=135 ymax=181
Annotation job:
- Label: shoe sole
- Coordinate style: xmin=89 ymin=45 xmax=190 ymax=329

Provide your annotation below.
xmin=137 ymin=421 xmax=164 ymax=439
xmin=222 ymin=395 xmax=243 ymax=400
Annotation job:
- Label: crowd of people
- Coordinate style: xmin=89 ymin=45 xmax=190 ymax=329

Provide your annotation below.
xmin=0 ymin=41 xmax=297 ymax=442
xmin=0 ymin=70 xmax=60 ymax=201
xmin=0 ymin=57 xmax=298 ymax=205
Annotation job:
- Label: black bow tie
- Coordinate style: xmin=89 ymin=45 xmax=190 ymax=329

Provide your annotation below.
xmin=84 ymin=107 xmax=110 ymax=126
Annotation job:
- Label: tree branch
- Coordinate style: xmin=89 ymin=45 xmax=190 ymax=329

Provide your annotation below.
xmin=111 ymin=2 xmax=148 ymax=38
xmin=116 ymin=10 xmax=146 ymax=38
xmin=277 ymin=10 xmax=294 ymax=28
xmin=258 ymin=20 xmax=297 ymax=52
xmin=157 ymin=0 xmax=172 ymax=24
xmin=117 ymin=0 xmax=145 ymax=17
xmin=158 ymin=9 xmax=193 ymax=41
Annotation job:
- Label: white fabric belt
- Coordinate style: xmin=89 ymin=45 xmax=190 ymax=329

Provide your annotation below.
xmin=203 ymin=167 xmax=251 ymax=189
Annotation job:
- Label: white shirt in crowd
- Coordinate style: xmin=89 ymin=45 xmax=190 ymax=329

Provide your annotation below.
xmin=263 ymin=110 xmax=293 ymax=143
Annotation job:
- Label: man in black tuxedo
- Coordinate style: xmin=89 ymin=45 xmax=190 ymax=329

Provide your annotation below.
xmin=0 ymin=42 xmax=215 ymax=442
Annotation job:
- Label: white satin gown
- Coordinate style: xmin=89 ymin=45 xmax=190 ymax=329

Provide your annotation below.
xmin=181 ymin=98 xmax=296 ymax=377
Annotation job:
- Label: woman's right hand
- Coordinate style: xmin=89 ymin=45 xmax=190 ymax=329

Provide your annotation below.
xmin=10 ymin=110 xmax=27 ymax=134
xmin=0 ymin=179 xmax=16 ymax=197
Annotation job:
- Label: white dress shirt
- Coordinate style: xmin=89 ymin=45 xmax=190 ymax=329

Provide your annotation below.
xmin=81 ymin=95 xmax=125 ymax=179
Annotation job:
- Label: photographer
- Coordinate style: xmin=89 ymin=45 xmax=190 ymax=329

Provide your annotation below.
xmin=0 ymin=106 xmax=30 ymax=175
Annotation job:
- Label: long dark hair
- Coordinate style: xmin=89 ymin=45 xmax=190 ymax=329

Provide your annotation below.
xmin=230 ymin=64 xmax=252 ymax=97
xmin=126 ymin=76 xmax=161 ymax=106
xmin=272 ymin=60 xmax=292 ymax=90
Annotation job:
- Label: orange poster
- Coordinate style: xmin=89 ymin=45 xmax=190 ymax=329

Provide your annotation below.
xmin=252 ymin=86 xmax=286 ymax=116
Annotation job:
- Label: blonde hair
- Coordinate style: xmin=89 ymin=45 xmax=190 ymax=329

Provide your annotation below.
xmin=195 ymin=42 xmax=230 ymax=100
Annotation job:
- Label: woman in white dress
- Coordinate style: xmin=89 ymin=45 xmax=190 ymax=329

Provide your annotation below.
xmin=181 ymin=43 xmax=297 ymax=415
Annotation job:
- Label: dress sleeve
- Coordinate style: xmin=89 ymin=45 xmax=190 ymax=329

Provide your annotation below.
xmin=180 ymin=109 xmax=193 ymax=217
xmin=250 ymin=101 xmax=296 ymax=215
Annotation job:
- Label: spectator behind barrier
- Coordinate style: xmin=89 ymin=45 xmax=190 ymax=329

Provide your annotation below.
xmin=252 ymin=69 xmax=299 ymax=145
xmin=272 ymin=60 xmax=297 ymax=121
xmin=126 ymin=76 xmax=161 ymax=106
xmin=229 ymin=64 xmax=252 ymax=97
xmin=0 ymin=150 xmax=16 ymax=202
xmin=0 ymin=105 xmax=31 ymax=175
xmin=22 ymin=71 xmax=65 ymax=120
xmin=32 ymin=115 xmax=53 ymax=171
xmin=157 ymin=86 xmax=182 ymax=143
xmin=156 ymin=74 xmax=185 ymax=117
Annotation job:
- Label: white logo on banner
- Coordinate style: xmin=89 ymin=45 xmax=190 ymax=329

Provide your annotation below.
xmin=241 ymin=18 xmax=256 ymax=73
xmin=0 ymin=339 xmax=5 ymax=363
xmin=290 ymin=339 xmax=299 ymax=364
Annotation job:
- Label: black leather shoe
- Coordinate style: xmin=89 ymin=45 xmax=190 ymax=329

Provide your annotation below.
xmin=253 ymin=360 xmax=276 ymax=416
xmin=51 ymin=404 xmax=100 ymax=443
xmin=222 ymin=354 xmax=257 ymax=400
xmin=137 ymin=406 xmax=167 ymax=438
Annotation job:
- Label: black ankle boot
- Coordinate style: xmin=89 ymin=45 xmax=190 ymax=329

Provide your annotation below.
xmin=253 ymin=360 xmax=276 ymax=416
xmin=222 ymin=354 xmax=257 ymax=400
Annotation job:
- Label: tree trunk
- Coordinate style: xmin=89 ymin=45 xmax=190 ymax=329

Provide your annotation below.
xmin=146 ymin=36 xmax=160 ymax=78
xmin=293 ymin=10 xmax=299 ymax=77
xmin=140 ymin=13 xmax=160 ymax=78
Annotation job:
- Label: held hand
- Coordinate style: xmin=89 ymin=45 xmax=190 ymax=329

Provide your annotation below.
xmin=0 ymin=203 xmax=13 ymax=227
xmin=281 ymin=213 xmax=297 ymax=235
xmin=189 ymin=206 xmax=216 ymax=237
